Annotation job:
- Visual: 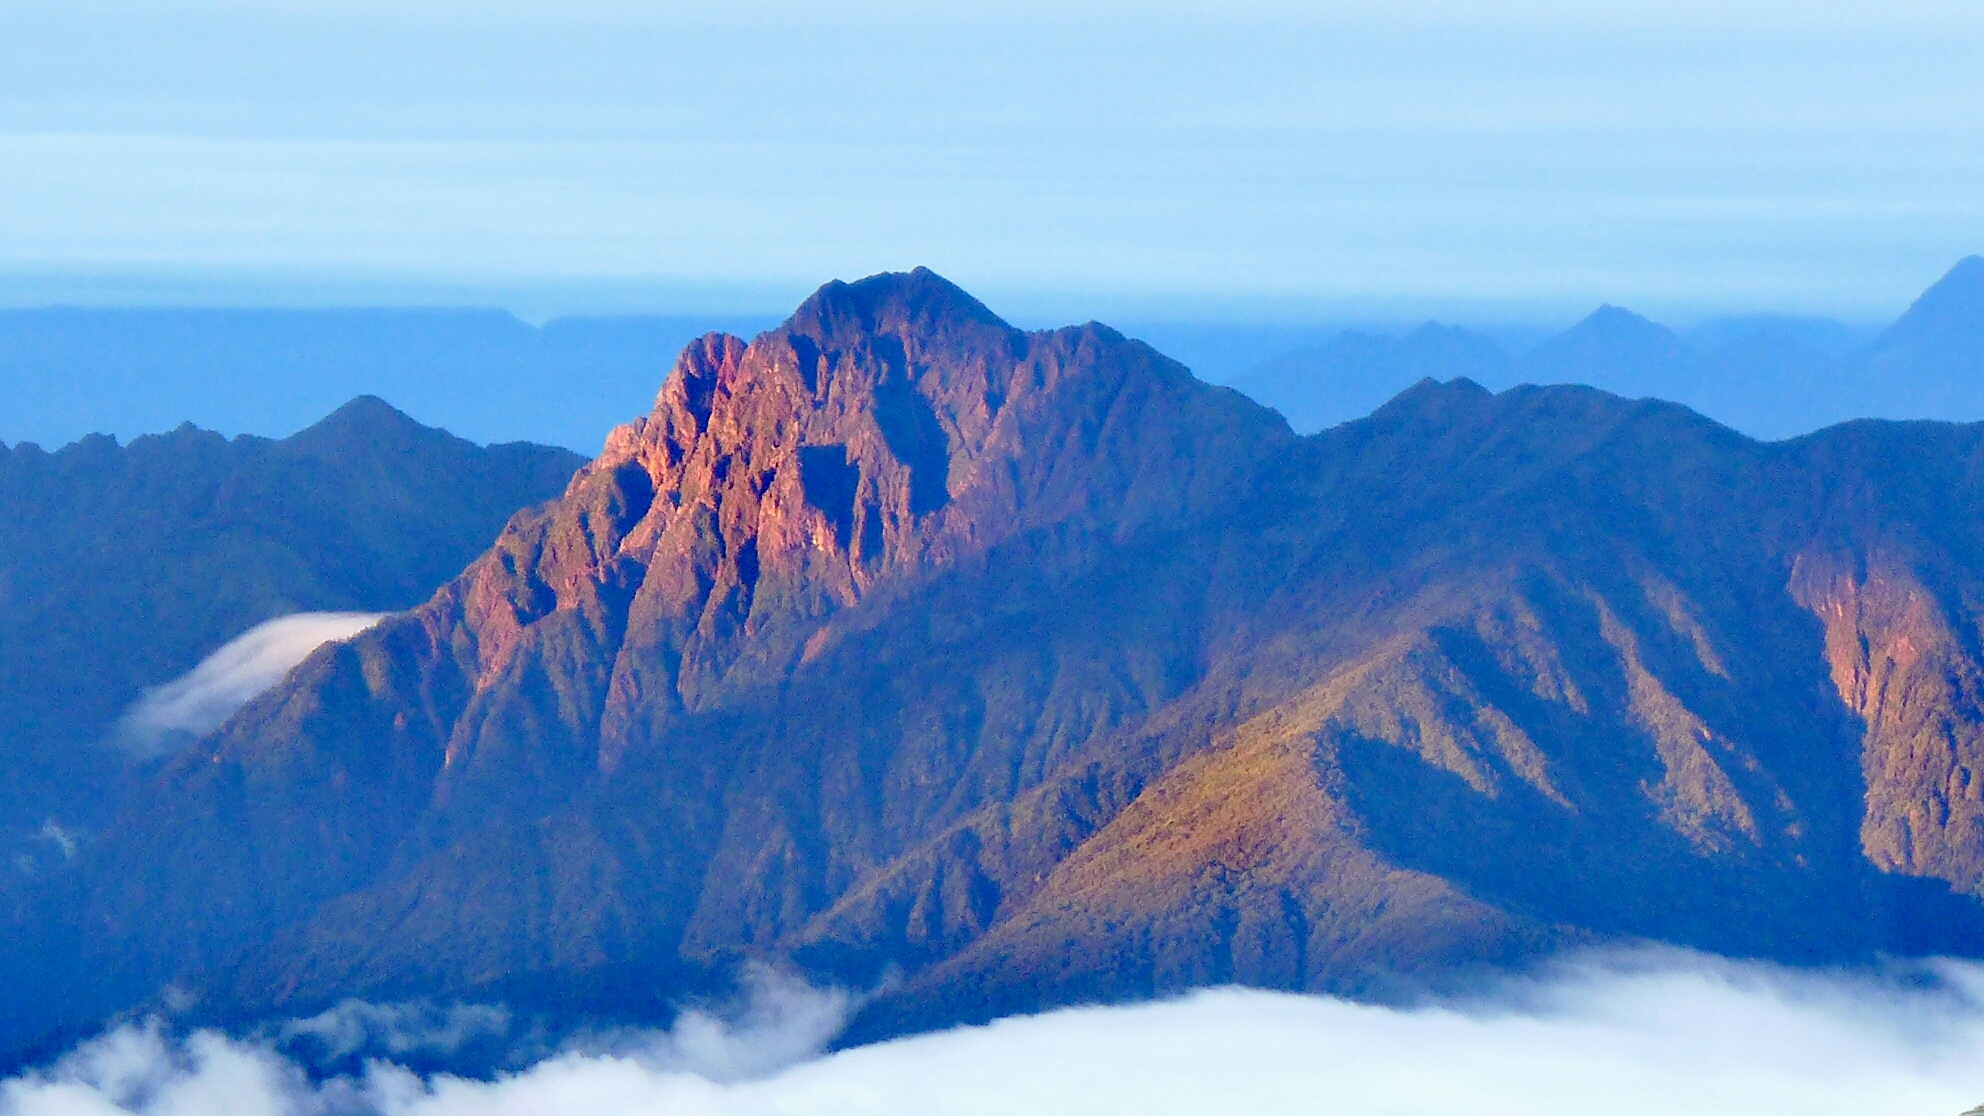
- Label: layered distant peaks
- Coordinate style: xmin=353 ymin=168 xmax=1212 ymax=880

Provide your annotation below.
xmin=1225 ymin=323 xmax=1514 ymax=434
xmin=1567 ymin=304 xmax=1679 ymax=343
xmin=1527 ymin=304 xmax=1687 ymax=385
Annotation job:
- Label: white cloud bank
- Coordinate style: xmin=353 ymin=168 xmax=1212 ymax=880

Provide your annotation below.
xmin=8 ymin=951 xmax=1984 ymax=1116
xmin=113 ymin=612 xmax=386 ymax=755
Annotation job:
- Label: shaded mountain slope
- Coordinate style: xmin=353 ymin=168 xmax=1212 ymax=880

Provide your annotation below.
xmin=14 ymin=270 xmax=1984 ymax=1061
xmin=0 ymin=400 xmax=585 ymax=883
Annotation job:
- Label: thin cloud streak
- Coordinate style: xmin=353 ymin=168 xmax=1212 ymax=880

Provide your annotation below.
xmin=112 ymin=612 xmax=386 ymax=756
xmin=3 ymin=128 xmax=1974 ymax=319
xmin=1 ymin=3 xmax=1980 ymax=316
xmin=7 ymin=951 xmax=1984 ymax=1115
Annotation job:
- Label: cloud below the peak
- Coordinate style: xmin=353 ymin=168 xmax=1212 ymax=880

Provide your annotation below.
xmin=112 ymin=612 xmax=386 ymax=755
xmin=8 ymin=951 xmax=1984 ymax=1116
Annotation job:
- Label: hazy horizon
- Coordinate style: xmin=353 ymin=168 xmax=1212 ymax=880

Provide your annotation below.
xmin=0 ymin=263 xmax=1929 ymax=336
xmin=0 ymin=256 xmax=1962 ymax=452
xmin=4 ymin=1 xmax=1982 ymax=323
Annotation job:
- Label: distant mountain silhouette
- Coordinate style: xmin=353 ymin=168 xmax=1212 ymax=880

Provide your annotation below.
xmin=1681 ymin=313 xmax=1868 ymax=354
xmin=1224 ymin=257 xmax=1983 ymax=439
xmin=13 ymin=270 xmax=1984 ymax=1063
xmin=0 ymin=400 xmax=582 ymax=909
xmin=1227 ymin=324 xmax=1513 ymax=433
xmin=1862 ymin=255 xmax=1984 ymax=420
xmin=1525 ymin=304 xmax=1690 ymax=389
xmin=0 ymin=308 xmax=778 ymax=453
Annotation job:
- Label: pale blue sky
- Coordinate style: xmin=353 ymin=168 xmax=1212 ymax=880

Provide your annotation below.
xmin=5 ymin=1 xmax=1983 ymax=323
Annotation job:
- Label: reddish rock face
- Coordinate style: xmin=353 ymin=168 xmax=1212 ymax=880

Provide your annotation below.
xmin=16 ymin=268 xmax=1984 ymax=1057
xmin=1793 ymin=547 xmax=1984 ymax=896
xmin=416 ymin=269 xmax=1280 ymax=820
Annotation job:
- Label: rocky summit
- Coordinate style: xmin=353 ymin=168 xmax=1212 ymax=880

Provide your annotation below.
xmin=11 ymin=267 xmax=1984 ymax=1059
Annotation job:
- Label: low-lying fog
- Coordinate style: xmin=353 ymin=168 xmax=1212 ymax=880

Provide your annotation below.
xmin=6 ymin=950 xmax=1984 ymax=1116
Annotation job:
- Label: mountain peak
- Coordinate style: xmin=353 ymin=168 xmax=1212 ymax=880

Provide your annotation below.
xmin=1942 ymin=254 xmax=1984 ymax=287
xmin=1569 ymin=304 xmax=1676 ymax=342
xmin=1863 ymin=257 xmax=1984 ymax=414
xmin=307 ymin=393 xmax=419 ymax=432
xmin=1526 ymin=304 xmax=1685 ymax=386
xmin=1367 ymin=376 xmax=1493 ymax=427
xmin=284 ymin=394 xmax=456 ymax=459
xmin=1403 ymin=321 xmax=1473 ymax=344
xmin=787 ymin=268 xmax=1011 ymax=342
xmin=1879 ymin=256 xmax=1984 ymax=352
xmin=584 ymin=272 xmax=1284 ymax=656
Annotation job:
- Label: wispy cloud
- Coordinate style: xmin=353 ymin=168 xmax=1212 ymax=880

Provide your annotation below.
xmin=558 ymin=966 xmax=856 ymax=1084
xmin=111 ymin=612 xmax=385 ymax=756
xmin=6 ymin=951 xmax=1984 ymax=1115
xmin=13 ymin=821 xmax=83 ymax=879
xmin=33 ymin=822 xmax=76 ymax=861
xmin=271 ymin=1001 xmax=520 ymax=1067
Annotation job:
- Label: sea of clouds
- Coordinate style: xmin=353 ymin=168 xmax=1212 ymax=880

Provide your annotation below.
xmin=6 ymin=951 xmax=1984 ymax=1116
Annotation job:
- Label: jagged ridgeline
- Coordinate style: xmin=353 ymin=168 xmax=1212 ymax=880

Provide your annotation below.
xmin=11 ymin=267 xmax=1984 ymax=1060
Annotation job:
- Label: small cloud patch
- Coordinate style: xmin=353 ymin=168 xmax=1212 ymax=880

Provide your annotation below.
xmin=112 ymin=612 xmax=386 ymax=756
